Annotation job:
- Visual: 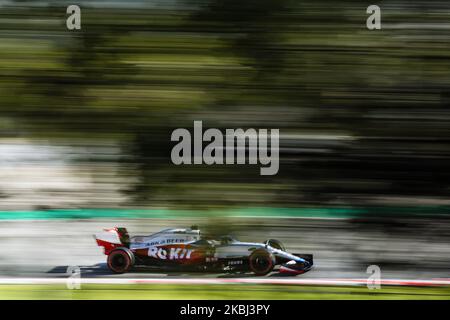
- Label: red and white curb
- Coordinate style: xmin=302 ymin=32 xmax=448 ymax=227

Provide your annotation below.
xmin=0 ymin=278 xmax=449 ymax=287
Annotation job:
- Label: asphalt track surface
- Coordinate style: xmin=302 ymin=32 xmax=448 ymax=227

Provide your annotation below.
xmin=0 ymin=217 xmax=449 ymax=282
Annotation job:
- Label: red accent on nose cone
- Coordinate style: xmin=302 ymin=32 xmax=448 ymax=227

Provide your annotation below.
xmin=279 ymin=265 xmax=305 ymax=275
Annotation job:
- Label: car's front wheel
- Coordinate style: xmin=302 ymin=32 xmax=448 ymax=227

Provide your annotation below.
xmin=107 ymin=247 xmax=135 ymax=273
xmin=248 ymin=249 xmax=276 ymax=276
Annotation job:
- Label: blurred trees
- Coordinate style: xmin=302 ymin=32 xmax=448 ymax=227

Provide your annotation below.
xmin=1 ymin=1 xmax=450 ymax=208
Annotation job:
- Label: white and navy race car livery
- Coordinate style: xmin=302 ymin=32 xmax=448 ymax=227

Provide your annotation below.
xmin=95 ymin=226 xmax=313 ymax=276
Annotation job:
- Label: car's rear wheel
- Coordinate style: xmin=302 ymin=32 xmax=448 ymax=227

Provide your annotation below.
xmin=265 ymin=239 xmax=285 ymax=251
xmin=248 ymin=249 xmax=276 ymax=276
xmin=107 ymin=247 xmax=135 ymax=273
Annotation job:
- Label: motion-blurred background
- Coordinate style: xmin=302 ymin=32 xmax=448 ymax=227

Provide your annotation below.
xmin=0 ymin=0 xmax=449 ymax=279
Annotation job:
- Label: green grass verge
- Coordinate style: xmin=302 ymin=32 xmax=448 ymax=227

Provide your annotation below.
xmin=0 ymin=284 xmax=449 ymax=300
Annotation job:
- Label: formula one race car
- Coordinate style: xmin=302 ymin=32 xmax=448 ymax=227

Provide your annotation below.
xmin=94 ymin=226 xmax=313 ymax=276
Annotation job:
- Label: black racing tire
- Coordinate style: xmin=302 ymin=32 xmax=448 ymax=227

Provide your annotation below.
xmin=265 ymin=239 xmax=285 ymax=251
xmin=107 ymin=247 xmax=135 ymax=274
xmin=248 ymin=248 xmax=276 ymax=276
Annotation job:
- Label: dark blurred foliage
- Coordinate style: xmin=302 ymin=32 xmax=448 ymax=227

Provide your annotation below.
xmin=1 ymin=0 xmax=450 ymax=209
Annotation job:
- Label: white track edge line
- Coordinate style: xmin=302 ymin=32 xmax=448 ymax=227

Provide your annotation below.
xmin=0 ymin=278 xmax=449 ymax=286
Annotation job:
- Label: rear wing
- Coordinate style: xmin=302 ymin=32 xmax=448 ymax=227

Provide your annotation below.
xmin=94 ymin=227 xmax=130 ymax=255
